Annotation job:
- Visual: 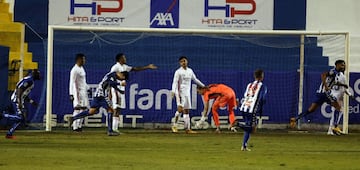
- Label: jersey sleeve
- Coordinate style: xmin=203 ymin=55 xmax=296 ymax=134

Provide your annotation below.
xmin=191 ymin=70 xmax=205 ymax=87
xmin=69 ymin=68 xmax=77 ymax=95
xmin=125 ymin=64 xmax=133 ymax=72
xmin=171 ymin=70 xmax=179 ymax=95
xmin=110 ymin=64 xmax=117 ymax=72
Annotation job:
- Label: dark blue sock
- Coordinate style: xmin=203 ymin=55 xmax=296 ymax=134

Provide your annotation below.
xmin=107 ymin=112 xmax=113 ymax=132
xmin=333 ymin=110 xmax=340 ymax=126
xmin=243 ymin=131 xmax=250 ymax=147
xmin=296 ymin=110 xmax=310 ymax=120
xmin=73 ymin=110 xmax=90 ymax=120
xmin=7 ymin=122 xmax=21 ymax=136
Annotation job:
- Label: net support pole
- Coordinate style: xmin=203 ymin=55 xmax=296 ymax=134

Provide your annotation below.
xmin=19 ymin=24 xmax=25 ymax=80
xmin=45 ymin=26 xmax=54 ymax=131
xmin=343 ymin=33 xmax=350 ymax=134
xmin=297 ymin=34 xmax=305 ymax=129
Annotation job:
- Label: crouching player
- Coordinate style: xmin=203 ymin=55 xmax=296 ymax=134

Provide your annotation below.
xmin=196 ymin=84 xmax=237 ymax=133
xmin=69 ymin=71 xmax=128 ymax=136
xmin=238 ymin=69 xmax=267 ymax=151
xmin=1 ymin=69 xmax=40 ymax=139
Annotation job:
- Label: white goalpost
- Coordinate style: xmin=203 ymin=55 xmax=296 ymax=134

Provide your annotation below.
xmin=46 ymin=25 xmax=350 ymax=133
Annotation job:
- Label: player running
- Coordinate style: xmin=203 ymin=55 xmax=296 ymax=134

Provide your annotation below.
xmin=109 ymin=53 xmax=157 ymax=133
xmin=326 ymin=69 xmax=354 ymax=135
xmin=196 ymin=84 xmax=237 ymax=133
xmin=171 ymin=56 xmax=205 ymax=133
xmin=238 ymin=69 xmax=267 ymax=151
xmin=290 ymin=60 xmax=350 ymax=135
xmin=69 ymin=53 xmax=89 ymax=132
xmin=69 ymin=71 xmax=129 ymax=136
xmin=1 ymin=69 xmax=40 ymax=139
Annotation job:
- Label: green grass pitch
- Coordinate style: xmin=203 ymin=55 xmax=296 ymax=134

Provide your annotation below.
xmin=1 ymin=129 xmax=360 ymax=170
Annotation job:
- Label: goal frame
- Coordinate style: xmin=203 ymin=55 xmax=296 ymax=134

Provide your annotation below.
xmin=46 ymin=25 xmax=350 ymax=133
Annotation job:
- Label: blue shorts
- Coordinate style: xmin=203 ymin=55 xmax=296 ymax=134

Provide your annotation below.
xmin=90 ymin=97 xmax=110 ymax=110
xmin=12 ymin=102 xmax=22 ymax=115
xmin=313 ymin=92 xmax=334 ymax=105
xmin=241 ymin=112 xmax=256 ymax=126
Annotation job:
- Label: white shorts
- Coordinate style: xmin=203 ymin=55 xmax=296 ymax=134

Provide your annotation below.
xmin=111 ymin=88 xmax=125 ymax=109
xmin=176 ymin=94 xmax=191 ymax=109
xmin=72 ymin=90 xmax=89 ymax=108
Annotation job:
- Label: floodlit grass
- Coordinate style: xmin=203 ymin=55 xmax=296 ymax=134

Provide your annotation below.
xmin=0 ymin=129 xmax=360 ymax=170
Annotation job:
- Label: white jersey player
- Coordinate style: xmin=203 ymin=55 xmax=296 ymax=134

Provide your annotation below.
xmin=171 ymin=56 xmax=205 ymax=133
xmin=110 ymin=53 xmax=157 ymax=132
xmin=69 ymin=53 xmax=89 ymax=132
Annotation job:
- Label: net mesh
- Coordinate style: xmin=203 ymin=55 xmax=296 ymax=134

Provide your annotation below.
xmin=40 ymin=31 xmax=346 ymax=127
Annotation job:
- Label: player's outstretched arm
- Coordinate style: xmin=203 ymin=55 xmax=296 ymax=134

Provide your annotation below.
xmin=132 ymin=64 xmax=157 ymax=71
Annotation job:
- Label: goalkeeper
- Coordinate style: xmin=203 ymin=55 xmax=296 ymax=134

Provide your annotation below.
xmin=196 ymin=83 xmax=237 ymax=133
xmin=238 ymin=69 xmax=267 ymax=151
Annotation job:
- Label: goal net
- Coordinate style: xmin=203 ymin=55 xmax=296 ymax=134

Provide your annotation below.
xmin=44 ymin=26 xmax=349 ymax=133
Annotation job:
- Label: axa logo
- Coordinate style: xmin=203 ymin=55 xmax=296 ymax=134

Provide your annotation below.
xmin=70 ymin=0 xmax=123 ymax=15
xmin=150 ymin=0 xmax=179 ymax=28
xmin=205 ymin=0 xmax=256 ymax=17
xmin=150 ymin=13 xmax=174 ymax=26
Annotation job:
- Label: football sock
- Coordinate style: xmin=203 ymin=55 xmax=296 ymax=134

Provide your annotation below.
xmin=333 ymin=110 xmax=340 ymax=126
xmin=183 ymin=114 xmax=190 ymax=130
xmin=173 ymin=111 xmax=180 ymax=126
xmin=107 ymin=112 xmax=113 ymax=132
xmin=73 ymin=110 xmax=90 ymax=120
xmin=243 ymin=131 xmax=250 ymax=147
xmin=296 ymin=110 xmax=310 ymax=121
xmin=7 ymin=122 xmax=21 ymax=136
xmin=113 ymin=116 xmax=119 ymax=131
xmin=72 ymin=110 xmax=80 ymax=130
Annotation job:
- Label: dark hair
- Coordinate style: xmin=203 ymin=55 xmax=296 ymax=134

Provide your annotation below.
xmin=179 ymin=56 xmax=188 ymax=61
xmin=116 ymin=53 xmax=125 ymax=62
xmin=75 ymin=53 xmax=85 ymax=62
xmin=254 ymin=69 xmax=264 ymax=79
xmin=31 ymin=69 xmax=41 ymax=80
xmin=335 ymin=60 xmax=345 ymax=65
xmin=121 ymin=71 xmax=129 ymax=80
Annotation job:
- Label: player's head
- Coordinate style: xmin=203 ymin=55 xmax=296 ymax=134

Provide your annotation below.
xmin=335 ymin=60 xmax=345 ymax=72
xmin=75 ymin=53 xmax=86 ymax=66
xmin=179 ymin=56 xmax=188 ymax=68
xmin=29 ymin=69 xmax=41 ymax=80
xmin=196 ymin=86 xmax=207 ymax=95
xmin=116 ymin=53 xmax=126 ymax=64
xmin=254 ymin=69 xmax=264 ymax=81
xmin=116 ymin=71 xmax=129 ymax=80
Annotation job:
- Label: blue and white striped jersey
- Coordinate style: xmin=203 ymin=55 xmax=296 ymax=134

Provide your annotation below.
xmin=11 ymin=76 xmax=34 ymax=106
xmin=316 ymin=68 xmax=339 ymax=93
xmin=239 ymin=80 xmax=267 ymax=114
xmin=94 ymin=72 xmax=121 ymax=98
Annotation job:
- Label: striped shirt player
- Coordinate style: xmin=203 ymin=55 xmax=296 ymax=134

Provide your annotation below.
xmin=327 ymin=71 xmax=353 ymax=135
xmin=70 ymin=71 xmax=129 ymax=136
xmin=69 ymin=53 xmax=89 ymax=132
xmin=238 ymin=69 xmax=267 ymax=151
xmin=290 ymin=60 xmax=346 ymax=135
xmin=109 ymin=53 xmax=157 ymax=133
xmin=171 ymin=56 xmax=205 ymax=133
xmin=2 ymin=69 xmax=40 ymax=139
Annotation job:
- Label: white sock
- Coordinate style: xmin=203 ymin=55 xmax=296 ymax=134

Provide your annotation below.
xmin=113 ymin=117 xmax=119 ymax=131
xmin=72 ymin=110 xmax=80 ymax=130
xmin=173 ymin=111 xmax=180 ymax=126
xmin=183 ymin=114 xmax=190 ymax=130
